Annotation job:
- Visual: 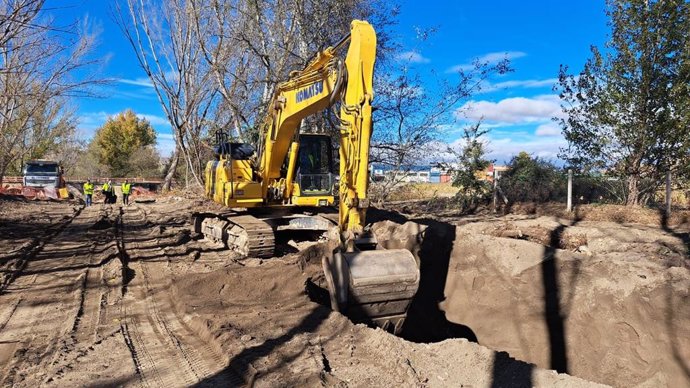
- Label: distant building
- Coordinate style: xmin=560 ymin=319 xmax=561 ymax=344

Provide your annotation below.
xmin=370 ymin=164 xmax=432 ymax=183
xmin=426 ymin=162 xmax=509 ymax=184
xmin=484 ymin=164 xmax=509 ymax=182
xmin=369 ymin=162 xmax=499 ymax=185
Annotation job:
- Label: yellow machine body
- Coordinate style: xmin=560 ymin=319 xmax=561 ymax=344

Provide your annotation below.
xmin=205 ymin=158 xmax=264 ymax=208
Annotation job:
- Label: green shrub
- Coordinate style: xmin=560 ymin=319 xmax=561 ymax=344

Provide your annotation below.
xmin=499 ymin=152 xmax=566 ymax=203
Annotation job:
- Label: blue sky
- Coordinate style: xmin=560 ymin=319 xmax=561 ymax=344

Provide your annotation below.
xmin=58 ymin=0 xmax=609 ymax=163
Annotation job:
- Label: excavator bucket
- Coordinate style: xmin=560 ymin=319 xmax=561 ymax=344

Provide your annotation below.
xmin=322 ymin=248 xmax=420 ymax=334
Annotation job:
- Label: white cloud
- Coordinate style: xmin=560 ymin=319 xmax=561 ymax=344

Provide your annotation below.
xmin=137 ymin=113 xmax=170 ymax=127
xmin=118 ymin=77 xmax=153 ymax=87
xmin=78 ymin=111 xmax=110 ymax=134
xmin=395 ymin=50 xmax=431 ymax=64
xmin=486 ymin=135 xmax=566 ymax=163
xmin=477 ymin=51 xmax=527 ymax=63
xmin=435 ymin=127 xmax=565 ymax=164
xmin=442 ymin=94 xmax=567 ymax=163
xmin=492 ymin=78 xmax=557 ymax=89
xmin=477 ymin=78 xmax=558 ymax=93
xmin=457 ymin=94 xmax=564 ymax=124
xmin=535 ymin=122 xmax=561 ymax=136
xmin=446 ymin=51 xmax=526 ymax=73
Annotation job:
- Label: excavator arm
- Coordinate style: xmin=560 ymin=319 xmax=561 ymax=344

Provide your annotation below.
xmin=257 ymin=46 xmax=340 ymax=199
xmin=257 ymin=20 xmax=375 ymax=235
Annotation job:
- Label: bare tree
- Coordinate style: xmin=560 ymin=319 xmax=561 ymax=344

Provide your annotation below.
xmin=190 ymin=0 xmax=398 ymax=143
xmin=370 ymin=56 xmax=511 ymax=201
xmin=0 ymin=0 xmax=100 ymax=184
xmin=115 ymin=0 xmax=219 ymax=190
xmin=117 ymin=0 xmax=400 ymax=192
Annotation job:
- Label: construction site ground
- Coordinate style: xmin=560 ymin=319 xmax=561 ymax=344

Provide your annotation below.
xmin=0 ymin=194 xmax=687 ymax=387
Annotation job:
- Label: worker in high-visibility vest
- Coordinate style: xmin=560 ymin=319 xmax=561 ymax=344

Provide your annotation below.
xmin=102 ymin=180 xmax=113 ymax=204
xmin=83 ymin=179 xmax=94 ymax=207
xmin=122 ymin=179 xmax=132 ymax=206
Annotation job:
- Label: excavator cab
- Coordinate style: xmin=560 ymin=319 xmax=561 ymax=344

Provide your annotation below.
xmin=291 ymin=134 xmax=335 ymax=206
xmin=296 ymin=134 xmax=334 ymax=195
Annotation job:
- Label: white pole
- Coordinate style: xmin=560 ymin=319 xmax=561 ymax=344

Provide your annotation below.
xmin=567 ymin=169 xmax=573 ymax=212
xmin=492 ymin=169 xmax=498 ymax=213
xmin=666 ymin=170 xmax=672 ymax=215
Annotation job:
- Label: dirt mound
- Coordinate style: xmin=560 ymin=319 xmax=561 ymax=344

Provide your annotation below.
xmin=380 ymin=200 xmax=690 ymax=229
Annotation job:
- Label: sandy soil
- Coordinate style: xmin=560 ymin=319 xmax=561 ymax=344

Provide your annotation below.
xmin=0 ymin=195 xmax=685 ymax=387
xmin=370 ymin=210 xmax=690 ymax=388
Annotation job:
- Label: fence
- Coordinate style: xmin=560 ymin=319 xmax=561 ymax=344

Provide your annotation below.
xmin=2 ymin=176 xmax=165 ymax=185
xmin=494 ymin=169 xmax=690 ymax=213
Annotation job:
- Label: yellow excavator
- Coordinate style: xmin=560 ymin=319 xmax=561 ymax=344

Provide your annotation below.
xmin=195 ymin=20 xmax=419 ymax=333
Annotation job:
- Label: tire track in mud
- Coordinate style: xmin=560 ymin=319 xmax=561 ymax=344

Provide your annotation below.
xmin=0 ymin=297 xmax=21 ymax=332
xmin=35 ymin=205 xmax=141 ymax=386
xmin=0 ymin=297 xmax=55 ymax=384
xmin=0 ymin=205 xmax=119 ymax=387
xmin=0 ymin=204 xmax=88 ymax=386
xmin=0 ymin=205 xmax=82 ymax=293
xmin=116 ymin=204 xmax=238 ymax=387
xmin=71 ymin=206 xmax=121 ymax=344
xmin=1 ymin=201 xmax=240 ymax=387
xmin=62 ymin=206 xmax=118 ymax=340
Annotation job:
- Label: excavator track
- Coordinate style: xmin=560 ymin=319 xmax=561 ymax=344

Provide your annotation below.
xmin=194 ymin=213 xmax=275 ymax=258
xmin=226 ymin=215 xmax=275 ymax=258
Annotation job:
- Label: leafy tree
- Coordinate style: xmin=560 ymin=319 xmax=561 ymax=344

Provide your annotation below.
xmin=557 ymin=0 xmax=690 ymax=206
xmin=451 ymin=123 xmax=492 ymax=212
xmin=93 ymin=110 xmax=157 ymax=177
xmin=500 ymin=152 xmax=566 ymax=203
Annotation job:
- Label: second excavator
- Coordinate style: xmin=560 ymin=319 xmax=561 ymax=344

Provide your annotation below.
xmin=194 ymin=20 xmax=419 ymax=333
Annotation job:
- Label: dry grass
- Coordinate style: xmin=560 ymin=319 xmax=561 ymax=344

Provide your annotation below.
xmin=372 ymin=182 xmax=460 ymax=202
xmin=508 ymin=202 xmax=690 ymax=227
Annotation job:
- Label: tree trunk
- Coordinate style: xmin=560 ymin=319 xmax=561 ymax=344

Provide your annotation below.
xmin=0 ymin=160 xmax=9 ymax=187
xmin=626 ymin=174 xmax=640 ymax=206
xmin=162 ymin=150 xmax=179 ymax=192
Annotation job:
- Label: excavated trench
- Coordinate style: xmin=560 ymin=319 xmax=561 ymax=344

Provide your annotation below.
xmin=364 ymin=214 xmax=690 ymax=388
xmin=300 ymin=217 xmax=476 ymax=342
xmin=168 ymin=205 xmax=690 ymax=387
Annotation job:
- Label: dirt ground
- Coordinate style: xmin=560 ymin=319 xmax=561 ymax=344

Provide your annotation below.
xmin=0 ymin=195 xmax=687 ymax=387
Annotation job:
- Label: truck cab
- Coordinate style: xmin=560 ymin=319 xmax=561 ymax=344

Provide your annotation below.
xmin=22 ymin=160 xmax=63 ymax=188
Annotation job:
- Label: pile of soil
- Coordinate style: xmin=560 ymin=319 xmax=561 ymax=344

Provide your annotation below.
xmin=386 ymin=200 xmax=690 ymax=229
xmin=507 ymin=202 xmax=690 ymax=227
